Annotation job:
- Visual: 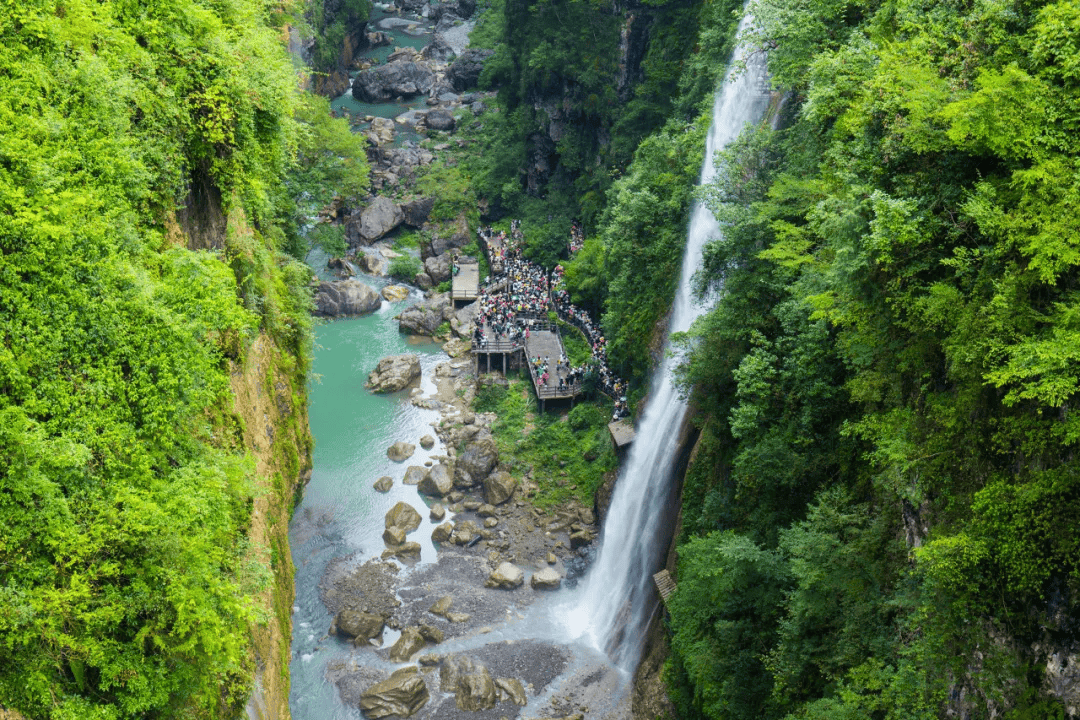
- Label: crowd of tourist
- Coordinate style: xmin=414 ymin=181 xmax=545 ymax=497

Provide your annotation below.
xmin=470 ymin=222 xmax=631 ymax=421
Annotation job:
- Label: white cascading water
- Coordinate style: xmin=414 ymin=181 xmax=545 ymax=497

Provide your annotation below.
xmin=564 ymin=17 xmax=773 ymax=669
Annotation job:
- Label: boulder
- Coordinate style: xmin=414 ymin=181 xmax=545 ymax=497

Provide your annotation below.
xmin=389 ymin=626 xmax=427 ymax=662
xmin=367 ymin=30 xmax=393 ymax=47
xmin=418 ymin=463 xmax=454 ymax=497
xmin=495 ymin=677 xmax=527 ymax=706
xmin=356 ymin=252 xmax=388 ymax=275
xmin=383 ymin=525 xmax=407 ymax=546
xmin=397 ymin=294 xmax=454 ymax=335
xmin=429 ymin=596 xmax=454 ymax=617
xmin=353 ymin=61 xmax=436 ymax=103
xmin=381 ymin=284 xmax=410 ymax=302
xmin=442 ymin=337 xmax=470 ymax=358
xmin=569 ymin=530 xmax=593 ymax=549
xmin=414 ymin=272 xmax=434 ymax=290
xmin=385 ymin=501 xmax=422 ymax=532
xmin=356 ymin=196 xmax=404 ymax=243
xmin=530 ymin=567 xmax=562 ymax=590
xmin=373 ymin=476 xmax=393 ymax=492
xmin=381 ymin=541 xmax=422 ymax=560
xmin=450 ymin=300 xmax=479 ymax=337
xmin=483 ymin=471 xmax=517 ymax=505
xmin=447 ymin=49 xmax=494 ymax=92
xmin=387 ymin=441 xmax=416 ymax=462
xmin=420 ymin=33 xmax=455 ymax=63
xmin=419 ymin=624 xmax=444 ymax=643
xmin=430 ymin=503 xmax=446 ymax=521
xmin=431 ymin=521 xmax=454 ymax=543
xmin=477 ymin=503 xmax=497 ymax=517
xmin=454 ymin=438 xmax=498 ymax=488
xmin=424 ymin=253 xmax=452 ymax=283
xmin=424 ymin=108 xmax=455 ymax=132
xmin=483 ymin=517 xmax=498 ymax=528
xmin=434 ymin=11 xmax=463 ymax=32
xmin=369 ymin=116 xmax=396 ymax=145
xmin=359 ymin=666 xmax=429 ymax=718
xmin=485 ymin=562 xmax=524 ymax=589
xmin=334 ymin=609 xmax=386 ymax=641
xmin=401 ymin=196 xmax=435 ymax=227
xmin=403 ymin=465 xmax=427 ymax=485
xmin=314 ymin=279 xmax=382 ymax=317
xmin=367 ymin=354 xmax=422 ymax=392
xmin=440 ymin=655 xmax=497 ymax=711
xmin=451 ymin=519 xmax=479 ymax=545
xmin=419 ymin=434 xmax=436 ymax=450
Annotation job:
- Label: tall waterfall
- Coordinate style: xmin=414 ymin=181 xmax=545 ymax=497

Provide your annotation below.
xmin=565 ymin=19 xmax=772 ymax=669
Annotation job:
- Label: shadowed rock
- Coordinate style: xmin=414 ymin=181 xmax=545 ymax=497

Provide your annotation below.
xmin=315 ymin=279 xmax=382 ymax=317
xmin=419 ymin=463 xmax=453 ymax=497
xmin=333 ymin=609 xmax=385 ymax=642
xmin=440 ymin=655 xmax=496 ymax=711
xmin=495 ymin=677 xmax=527 ymax=705
xmin=359 ymin=666 xmax=428 ymax=718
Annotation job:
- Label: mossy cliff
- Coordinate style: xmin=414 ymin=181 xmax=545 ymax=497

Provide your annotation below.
xmin=0 ymin=0 xmax=340 ymax=716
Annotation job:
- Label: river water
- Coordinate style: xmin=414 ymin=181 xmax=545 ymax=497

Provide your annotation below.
xmin=289 ymin=11 xmax=770 ymax=718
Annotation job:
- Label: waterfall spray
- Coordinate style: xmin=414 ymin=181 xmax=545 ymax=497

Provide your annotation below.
xmin=565 ymin=17 xmax=773 ymax=670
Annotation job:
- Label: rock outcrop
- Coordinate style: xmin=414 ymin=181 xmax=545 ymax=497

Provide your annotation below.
xmin=314 ymin=279 xmax=382 ymax=317
xmin=447 ymin=49 xmax=493 ymax=91
xmin=353 ymin=61 xmax=436 ymax=103
xmin=366 ymin=354 xmax=421 ymax=392
xmin=359 ymin=666 xmax=429 ymax=718
xmin=349 ymin=196 xmax=404 ymax=244
xmin=440 ymin=655 xmax=497 ymax=711
xmin=381 ymin=284 xmax=409 ymax=302
xmin=401 ymin=196 xmax=435 ymax=227
xmin=424 ymin=107 xmax=455 ymax=132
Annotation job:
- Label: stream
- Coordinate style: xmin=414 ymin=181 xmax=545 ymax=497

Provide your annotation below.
xmin=288 ymin=10 xmax=771 ymax=718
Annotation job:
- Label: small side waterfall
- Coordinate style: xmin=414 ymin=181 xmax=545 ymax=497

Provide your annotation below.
xmin=566 ymin=18 xmax=772 ymax=669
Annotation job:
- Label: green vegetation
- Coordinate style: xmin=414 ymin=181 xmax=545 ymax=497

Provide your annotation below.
xmin=476 ymin=376 xmax=617 ymax=508
xmin=558 ymin=322 xmax=592 ymax=367
xmin=0 ymin=0 xmax=362 ymax=715
xmin=665 ymin=0 xmax=1080 ymax=715
xmin=388 ymin=254 xmax=423 ymax=282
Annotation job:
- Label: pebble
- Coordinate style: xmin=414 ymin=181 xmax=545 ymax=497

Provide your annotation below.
xmin=484 ymin=517 xmax=499 ymax=528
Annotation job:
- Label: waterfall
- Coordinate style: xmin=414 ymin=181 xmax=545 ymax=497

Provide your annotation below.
xmin=565 ymin=17 xmax=772 ymax=670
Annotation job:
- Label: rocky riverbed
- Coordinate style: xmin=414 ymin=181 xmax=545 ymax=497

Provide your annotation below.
xmin=308 ymin=335 xmax=630 ymax=719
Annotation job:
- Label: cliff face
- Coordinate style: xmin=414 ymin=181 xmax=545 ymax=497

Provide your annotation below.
xmin=232 ymin=334 xmax=312 ymax=720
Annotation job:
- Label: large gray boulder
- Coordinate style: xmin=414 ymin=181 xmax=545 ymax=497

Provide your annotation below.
xmin=385 ymin=501 xmax=422 ymax=533
xmin=333 ymin=609 xmax=386 ymax=641
xmin=314 ymin=279 xmax=382 ymax=317
xmin=367 ymin=354 xmax=421 ymax=392
xmin=483 ymin=470 xmax=516 ymax=505
xmin=401 ymin=196 xmax=435 ymax=227
xmin=447 ymin=49 xmax=494 ymax=92
xmin=403 ymin=465 xmax=427 ymax=485
xmin=424 ymin=108 xmax=455 ymax=132
xmin=397 ymin=294 xmax=454 ymax=336
xmin=360 ymin=666 xmax=429 ymax=718
xmin=431 ymin=521 xmax=454 ymax=543
xmin=418 ymin=463 xmax=454 ymax=497
xmin=440 ymin=656 xmax=497 ymax=711
xmin=424 ymin=253 xmax=453 ymax=283
xmin=454 ymin=438 xmax=498 ymax=488
xmin=357 ymin=196 xmax=404 ymax=243
xmin=353 ymin=61 xmax=436 ymax=103
xmin=485 ymin=562 xmax=524 ymax=589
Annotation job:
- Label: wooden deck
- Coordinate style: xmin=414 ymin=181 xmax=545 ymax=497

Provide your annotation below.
xmin=451 ymin=261 xmax=479 ymax=301
xmin=653 ymin=569 xmax=676 ymax=607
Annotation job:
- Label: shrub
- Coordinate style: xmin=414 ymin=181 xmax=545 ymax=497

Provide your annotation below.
xmin=388 ymin=254 xmax=423 ymax=281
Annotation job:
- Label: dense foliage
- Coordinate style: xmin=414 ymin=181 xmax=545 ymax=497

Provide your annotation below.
xmin=0 ymin=0 xmax=361 ymax=716
xmin=668 ymin=0 xmax=1080 ymax=715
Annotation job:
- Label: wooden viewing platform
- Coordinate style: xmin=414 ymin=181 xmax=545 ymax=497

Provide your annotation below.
xmin=451 ymin=261 xmax=479 ymax=302
xmin=472 ymin=320 xmax=585 ymax=410
xmin=653 ymin=569 xmax=677 ymax=607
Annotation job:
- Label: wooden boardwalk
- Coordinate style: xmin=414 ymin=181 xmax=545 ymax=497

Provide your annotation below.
xmin=653 ymin=569 xmax=677 ymax=607
xmin=452 ymin=261 xmax=479 ymax=302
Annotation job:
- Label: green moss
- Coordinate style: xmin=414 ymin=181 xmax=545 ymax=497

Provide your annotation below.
xmin=484 ymin=374 xmax=617 ymax=508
